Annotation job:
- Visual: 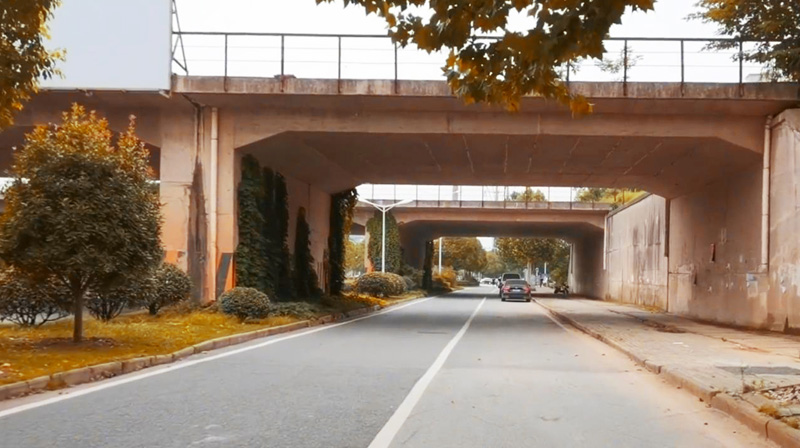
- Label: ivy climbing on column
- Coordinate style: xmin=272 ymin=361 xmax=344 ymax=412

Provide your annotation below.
xmin=328 ymin=188 xmax=358 ymax=295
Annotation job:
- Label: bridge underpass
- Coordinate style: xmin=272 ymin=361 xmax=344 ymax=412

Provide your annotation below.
xmin=4 ymin=77 xmax=800 ymax=331
xmin=352 ymin=201 xmax=607 ymax=298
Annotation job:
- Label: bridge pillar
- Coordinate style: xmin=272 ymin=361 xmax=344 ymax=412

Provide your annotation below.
xmin=159 ymin=106 xmax=236 ymax=304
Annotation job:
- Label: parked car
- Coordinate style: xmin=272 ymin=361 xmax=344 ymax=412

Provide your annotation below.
xmin=497 ymin=272 xmax=522 ymax=297
xmin=500 ymin=279 xmax=532 ymax=302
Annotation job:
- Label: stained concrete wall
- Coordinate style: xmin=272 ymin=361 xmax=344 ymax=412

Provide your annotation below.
xmin=572 ymin=233 xmax=606 ymax=300
xmin=767 ymin=109 xmax=800 ymax=331
xmin=604 ymin=195 xmax=669 ymax=309
xmin=286 ymin=174 xmax=331 ymax=288
xmin=668 ymin=167 xmax=763 ymax=327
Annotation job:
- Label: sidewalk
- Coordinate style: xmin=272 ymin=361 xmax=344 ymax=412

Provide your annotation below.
xmin=535 ymin=296 xmax=800 ymax=448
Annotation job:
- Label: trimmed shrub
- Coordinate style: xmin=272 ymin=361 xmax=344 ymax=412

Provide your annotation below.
xmin=430 ymin=277 xmax=453 ymax=293
xmin=219 ymin=287 xmax=271 ymax=320
xmin=146 ymin=263 xmax=192 ymax=315
xmin=0 ymin=268 xmax=69 ymax=327
xmin=86 ymin=284 xmax=132 ymax=322
xmin=355 ymin=272 xmax=406 ymax=297
xmin=437 ymin=267 xmax=458 ymax=289
xmin=268 ymin=302 xmax=319 ymax=320
xmin=401 ymin=275 xmax=416 ymax=291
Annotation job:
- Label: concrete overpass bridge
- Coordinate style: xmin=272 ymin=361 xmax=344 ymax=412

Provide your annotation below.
xmin=352 ymin=197 xmax=609 ymax=277
xmin=3 ymin=33 xmax=800 ymax=331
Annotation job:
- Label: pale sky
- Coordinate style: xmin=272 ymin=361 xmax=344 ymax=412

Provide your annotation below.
xmin=176 ymin=0 xmax=716 ymax=37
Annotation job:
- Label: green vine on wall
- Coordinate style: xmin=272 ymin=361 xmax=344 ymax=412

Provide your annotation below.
xmin=366 ymin=210 xmax=401 ymax=273
xmin=234 ymin=157 xmax=294 ymax=299
xmin=293 ymin=207 xmax=321 ymax=299
xmin=234 ymin=156 xmax=272 ymax=295
xmin=328 ymin=188 xmax=358 ymax=295
xmin=274 ymin=173 xmax=293 ymax=299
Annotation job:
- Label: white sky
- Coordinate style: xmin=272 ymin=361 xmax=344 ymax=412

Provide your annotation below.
xmin=176 ymin=0 xmax=715 ymax=36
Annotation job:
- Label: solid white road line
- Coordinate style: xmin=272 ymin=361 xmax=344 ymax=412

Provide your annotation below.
xmin=0 ymin=296 xmax=434 ymax=419
xmin=369 ymin=297 xmax=486 ymax=448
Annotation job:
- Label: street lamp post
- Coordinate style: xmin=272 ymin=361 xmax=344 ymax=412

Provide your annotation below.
xmin=360 ymin=198 xmax=412 ymax=273
xmin=438 ymin=237 xmax=443 ymax=273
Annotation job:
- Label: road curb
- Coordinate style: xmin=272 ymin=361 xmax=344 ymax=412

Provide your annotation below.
xmin=534 ymin=299 xmax=800 ymax=448
xmin=0 ymin=296 xmax=424 ymax=402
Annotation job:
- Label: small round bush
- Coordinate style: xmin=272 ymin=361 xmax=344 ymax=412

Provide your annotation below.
xmin=0 ymin=267 xmax=70 ymax=327
xmin=219 ymin=287 xmax=271 ymax=320
xmin=401 ymin=275 xmax=416 ymax=291
xmin=146 ymin=263 xmax=192 ymax=315
xmin=355 ymin=272 xmax=406 ymax=297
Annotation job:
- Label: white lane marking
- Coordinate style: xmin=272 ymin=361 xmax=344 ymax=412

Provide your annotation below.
xmin=369 ymin=297 xmax=486 ymax=448
xmin=0 ymin=297 xmax=434 ymax=419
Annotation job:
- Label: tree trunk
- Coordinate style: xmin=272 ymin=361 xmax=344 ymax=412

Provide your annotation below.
xmin=72 ymin=289 xmax=84 ymax=343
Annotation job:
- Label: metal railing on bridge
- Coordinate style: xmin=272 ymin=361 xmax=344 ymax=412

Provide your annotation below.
xmin=355 ymin=185 xmax=617 ymax=211
xmin=172 ymin=31 xmax=775 ymax=93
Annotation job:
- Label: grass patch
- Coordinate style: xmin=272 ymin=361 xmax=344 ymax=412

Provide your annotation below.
xmin=0 ymin=307 xmax=297 ymax=386
xmin=0 ymin=290 xmax=429 ymax=387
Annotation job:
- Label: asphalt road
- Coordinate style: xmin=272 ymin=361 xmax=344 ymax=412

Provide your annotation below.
xmin=0 ymin=287 xmax=775 ymax=448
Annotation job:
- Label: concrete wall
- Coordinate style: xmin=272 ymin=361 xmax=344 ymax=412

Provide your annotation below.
xmin=668 ymin=167 xmax=763 ymax=327
xmin=285 ymin=174 xmax=331 ymax=289
xmin=604 ymin=195 xmax=669 ymax=309
xmin=767 ymin=110 xmax=800 ymax=331
xmin=572 ymin=234 xmax=606 ymax=300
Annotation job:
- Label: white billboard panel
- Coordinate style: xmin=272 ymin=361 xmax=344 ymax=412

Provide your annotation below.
xmin=41 ymin=0 xmax=172 ymax=91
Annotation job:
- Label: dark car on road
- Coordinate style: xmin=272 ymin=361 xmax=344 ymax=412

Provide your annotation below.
xmin=500 ymin=279 xmax=532 ymax=302
xmin=497 ymin=272 xmax=522 ymax=297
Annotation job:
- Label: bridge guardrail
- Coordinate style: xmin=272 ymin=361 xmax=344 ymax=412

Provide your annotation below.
xmin=172 ymin=32 xmax=775 ymax=95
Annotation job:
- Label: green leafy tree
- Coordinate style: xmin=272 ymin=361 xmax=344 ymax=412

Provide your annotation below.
xmin=317 ymin=0 xmax=655 ymax=114
xmin=235 ymin=156 xmax=271 ymax=294
xmin=433 ymin=237 xmax=487 ymax=274
xmin=693 ymin=0 xmax=799 ymax=81
xmin=366 ymin=210 xmax=402 ymax=273
xmin=328 ymin=188 xmax=359 ymax=294
xmin=496 ymin=237 xmax=570 ymax=283
xmin=483 ymin=251 xmax=507 ymax=278
xmin=576 ymin=187 xmax=608 ymax=203
xmin=0 ymin=104 xmax=162 ymax=341
xmin=345 ymin=239 xmax=366 ymax=275
xmin=293 ymin=207 xmax=321 ymax=298
xmin=1 ymin=0 xmax=63 ymax=129
xmin=508 ymin=187 xmax=546 ymax=202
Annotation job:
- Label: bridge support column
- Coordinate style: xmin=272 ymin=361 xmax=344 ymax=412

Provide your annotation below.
xmin=159 ymin=106 xmax=237 ymax=304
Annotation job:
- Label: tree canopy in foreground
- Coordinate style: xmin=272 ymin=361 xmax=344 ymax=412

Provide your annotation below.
xmin=694 ymin=0 xmax=800 ymax=82
xmin=317 ymin=0 xmax=655 ymax=114
xmin=1 ymin=0 xmax=62 ymax=129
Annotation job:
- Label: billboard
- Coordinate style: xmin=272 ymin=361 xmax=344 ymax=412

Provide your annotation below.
xmin=40 ymin=0 xmax=172 ymax=91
